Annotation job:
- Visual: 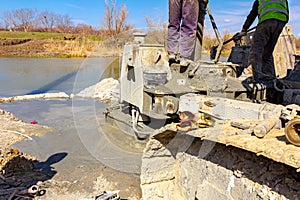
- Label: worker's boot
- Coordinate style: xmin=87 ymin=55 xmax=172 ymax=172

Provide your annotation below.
xmin=168 ymin=54 xmax=177 ymax=64
xmin=179 ymin=57 xmax=192 ymax=67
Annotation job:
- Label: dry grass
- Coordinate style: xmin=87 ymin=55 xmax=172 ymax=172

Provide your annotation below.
xmin=43 ymin=36 xmax=100 ymax=57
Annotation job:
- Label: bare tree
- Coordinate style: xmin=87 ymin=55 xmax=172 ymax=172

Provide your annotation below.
xmin=2 ymin=11 xmax=14 ymax=30
xmin=56 ymin=14 xmax=73 ymax=33
xmin=103 ymin=0 xmax=115 ymax=33
xmin=38 ymin=11 xmax=59 ymax=31
xmin=115 ymin=4 xmax=128 ymax=33
xmin=102 ymin=0 xmax=131 ymax=36
xmin=74 ymin=24 xmax=96 ymax=35
xmin=1 ymin=8 xmax=99 ymax=34
xmin=145 ymin=16 xmax=157 ymax=29
xmin=144 ymin=16 xmax=167 ymax=44
xmin=1 ymin=9 xmax=38 ymax=31
xmin=12 ymin=8 xmax=37 ymax=31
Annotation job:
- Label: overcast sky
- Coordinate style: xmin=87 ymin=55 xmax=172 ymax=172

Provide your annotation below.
xmin=0 ymin=0 xmax=299 ymax=37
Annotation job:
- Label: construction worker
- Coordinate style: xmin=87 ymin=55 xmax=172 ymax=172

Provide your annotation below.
xmin=167 ymin=0 xmax=208 ymax=66
xmin=241 ymin=0 xmax=289 ymax=84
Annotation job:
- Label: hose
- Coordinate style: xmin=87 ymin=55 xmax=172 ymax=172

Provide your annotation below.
xmin=131 ymin=109 xmax=152 ymax=139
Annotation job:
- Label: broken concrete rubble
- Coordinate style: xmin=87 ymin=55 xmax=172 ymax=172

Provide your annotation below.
xmin=141 ymin=131 xmax=300 ymax=200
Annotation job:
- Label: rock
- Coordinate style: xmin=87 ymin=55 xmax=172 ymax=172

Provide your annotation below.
xmin=70 ymin=93 xmax=75 ymax=99
xmin=77 ymin=78 xmax=120 ymax=103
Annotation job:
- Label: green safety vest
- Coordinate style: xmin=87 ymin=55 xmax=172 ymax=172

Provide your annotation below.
xmin=258 ymin=0 xmax=289 ymax=23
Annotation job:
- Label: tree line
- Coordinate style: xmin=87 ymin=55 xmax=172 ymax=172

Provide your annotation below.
xmin=1 ymin=8 xmax=76 ymax=33
xmin=0 ymin=0 xmax=131 ymax=37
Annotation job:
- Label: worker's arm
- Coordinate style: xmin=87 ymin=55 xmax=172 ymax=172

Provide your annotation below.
xmin=242 ymin=0 xmax=258 ymax=32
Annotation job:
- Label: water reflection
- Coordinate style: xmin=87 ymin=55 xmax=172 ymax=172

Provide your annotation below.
xmin=26 ymin=71 xmax=78 ymax=95
xmin=0 ymin=57 xmax=117 ymax=97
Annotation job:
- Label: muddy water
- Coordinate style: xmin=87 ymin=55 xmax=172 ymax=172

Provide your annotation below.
xmin=0 ymin=57 xmax=118 ymax=97
xmin=1 ymin=100 xmax=144 ymax=195
xmin=0 ymin=57 xmax=142 ymax=197
xmin=1 ymin=100 xmax=144 ymax=172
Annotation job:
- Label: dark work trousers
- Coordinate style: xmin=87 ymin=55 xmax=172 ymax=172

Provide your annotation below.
xmin=167 ymin=0 xmax=199 ymax=60
xmin=194 ymin=0 xmax=208 ymax=61
xmin=249 ymin=19 xmax=286 ymax=82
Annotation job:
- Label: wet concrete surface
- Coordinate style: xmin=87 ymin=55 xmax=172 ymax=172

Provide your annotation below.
xmin=0 ymin=99 xmax=145 ymax=197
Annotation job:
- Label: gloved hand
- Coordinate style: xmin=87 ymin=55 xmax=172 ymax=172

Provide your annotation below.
xmin=240 ymin=29 xmax=247 ymax=37
xmin=232 ymin=31 xmax=243 ymax=43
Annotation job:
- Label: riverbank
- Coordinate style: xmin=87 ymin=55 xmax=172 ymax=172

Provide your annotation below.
xmin=0 ymin=37 xmax=98 ymax=58
xmin=0 ymin=31 xmax=101 ymax=58
xmin=0 ymin=31 xmax=128 ymax=58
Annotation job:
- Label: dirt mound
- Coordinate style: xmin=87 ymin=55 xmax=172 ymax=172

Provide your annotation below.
xmin=0 ymin=148 xmax=35 ymax=175
xmin=0 ymin=36 xmax=98 ymax=57
xmin=0 ymin=148 xmax=48 ymax=199
xmin=0 ymin=38 xmax=49 ymax=57
xmin=0 ymin=38 xmax=31 ymax=46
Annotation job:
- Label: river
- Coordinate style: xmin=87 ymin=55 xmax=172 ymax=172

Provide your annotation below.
xmin=0 ymin=57 xmax=118 ymax=97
